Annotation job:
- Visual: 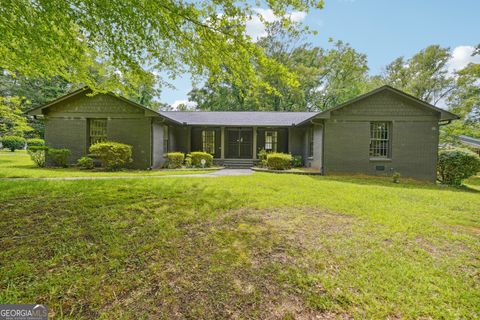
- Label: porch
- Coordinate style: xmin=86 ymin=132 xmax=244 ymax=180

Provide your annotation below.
xmin=167 ymin=125 xmax=312 ymax=168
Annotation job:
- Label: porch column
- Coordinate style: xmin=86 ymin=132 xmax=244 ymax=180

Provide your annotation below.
xmin=220 ymin=127 xmax=225 ymax=159
xmin=252 ymin=127 xmax=257 ymax=159
xmin=287 ymin=127 xmax=292 ymax=153
xmin=186 ymin=126 xmax=191 ymax=153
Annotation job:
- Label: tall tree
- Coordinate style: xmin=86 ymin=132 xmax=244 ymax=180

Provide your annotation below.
xmin=0 ymin=0 xmax=323 ymax=97
xmin=381 ymin=45 xmax=454 ymax=105
xmin=0 ymin=96 xmax=32 ymax=137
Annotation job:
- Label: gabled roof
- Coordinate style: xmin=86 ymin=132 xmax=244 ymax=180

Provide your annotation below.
xmin=25 ymin=86 xmax=176 ymax=121
xmin=459 ymin=135 xmax=480 ymax=148
xmin=26 ymin=85 xmax=459 ymax=126
xmin=158 ymin=111 xmax=317 ymax=126
xmin=298 ymin=85 xmax=459 ymax=124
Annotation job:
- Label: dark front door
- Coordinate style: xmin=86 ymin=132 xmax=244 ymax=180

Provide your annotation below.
xmin=226 ymin=128 xmax=253 ymax=159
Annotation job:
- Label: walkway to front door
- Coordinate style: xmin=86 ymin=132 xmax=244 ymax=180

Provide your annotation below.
xmin=226 ymin=128 xmax=253 ymax=159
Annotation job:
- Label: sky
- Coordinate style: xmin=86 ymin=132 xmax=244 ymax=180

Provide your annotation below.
xmin=160 ymin=0 xmax=480 ymax=108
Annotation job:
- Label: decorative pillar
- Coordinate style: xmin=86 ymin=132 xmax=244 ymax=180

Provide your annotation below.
xmin=252 ymin=127 xmax=257 ymax=159
xmin=220 ymin=127 xmax=225 ymax=159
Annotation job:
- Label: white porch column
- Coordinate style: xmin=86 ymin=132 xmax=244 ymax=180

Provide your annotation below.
xmin=252 ymin=127 xmax=257 ymax=159
xmin=220 ymin=127 xmax=225 ymax=159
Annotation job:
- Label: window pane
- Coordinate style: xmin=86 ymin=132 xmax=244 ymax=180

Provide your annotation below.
xmin=163 ymin=126 xmax=169 ymax=153
xmin=202 ymin=130 xmax=215 ymax=154
xmin=369 ymin=122 xmax=390 ymax=158
xmin=89 ymin=119 xmax=107 ymax=145
xmin=309 ymin=127 xmax=314 ymax=157
xmin=265 ymin=131 xmax=277 ymax=152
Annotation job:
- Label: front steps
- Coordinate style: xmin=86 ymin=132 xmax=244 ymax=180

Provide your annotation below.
xmin=220 ymin=159 xmax=255 ymax=168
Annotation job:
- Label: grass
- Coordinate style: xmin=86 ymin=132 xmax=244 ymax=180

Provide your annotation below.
xmin=0 ymin=151 xmax=211 ymax=178
xmin=0 ymin=170 xmax=479 ymax=319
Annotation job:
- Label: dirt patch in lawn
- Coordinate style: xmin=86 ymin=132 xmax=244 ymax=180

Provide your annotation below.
xmin=101 ymin=207 xmax=355 ymax=319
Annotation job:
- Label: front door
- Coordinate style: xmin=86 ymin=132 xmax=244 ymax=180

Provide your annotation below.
xmin=226 ymin=128 xmax=253 ymax=159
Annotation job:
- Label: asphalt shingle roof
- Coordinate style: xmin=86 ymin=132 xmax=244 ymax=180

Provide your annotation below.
xmin=159 ymin=111 xmax=318 ymax=126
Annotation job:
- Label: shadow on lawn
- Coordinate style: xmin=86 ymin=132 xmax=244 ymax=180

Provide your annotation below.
xmin=305 ymin=174 xmax=480 ymax=194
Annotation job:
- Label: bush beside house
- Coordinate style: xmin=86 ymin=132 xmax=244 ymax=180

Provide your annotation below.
xmin=190 ymin=151 xmax=213 ymax=168
xmin=165 ymin=152 xmax=185 ymax=169
xmin=437 ymin=148 xmax=480 ymax=186
xmin=27 ymin=146 xmax=48 ymax=167
xmin=48 ymin=148 xmax=71 ymax=167
xmin=77 ymin=156 xmax=95 ymax=170
xmin=266 ymin=153 xmax=292 ymax=170
xmin=89 ymin=142 xmax=132 ymax=171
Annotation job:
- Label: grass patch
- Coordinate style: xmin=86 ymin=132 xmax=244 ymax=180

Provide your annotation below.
xmin=0 ymin=173 xmax=479 ymax=318
xmin=0 ymin=151 xmax=210 ymax=178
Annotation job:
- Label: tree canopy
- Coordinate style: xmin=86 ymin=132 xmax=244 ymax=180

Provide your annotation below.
xmin=0 ymin=0 xmax=323 ymax=98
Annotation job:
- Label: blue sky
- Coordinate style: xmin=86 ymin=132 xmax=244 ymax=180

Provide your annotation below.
xmin=161 ymin=0 xmax=480 ymax=107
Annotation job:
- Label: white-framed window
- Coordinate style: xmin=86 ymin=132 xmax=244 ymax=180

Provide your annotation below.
xmin=163 ymin=126 xmax=169 ymax=153
xmin=89 ymin=119 xmax=107 ymax=145
xmin=308 ymin=127 xmax=314 ymax=157
xmin=265 ymin=130 xmax=277 ymax=152
xmin=202 ymin=129 xmax=215 ymax=154
xmin=369 ymin=122 xmax=390 ymax=158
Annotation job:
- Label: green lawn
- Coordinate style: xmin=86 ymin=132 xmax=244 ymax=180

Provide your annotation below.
xmin=0 ymin=171 xmax=479 ymax=319
xmin=0 ymin=151 xmax=211 ymax=178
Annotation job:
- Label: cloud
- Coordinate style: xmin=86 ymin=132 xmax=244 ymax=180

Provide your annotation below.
xmin=171 ymin=100 xmax=197 ymax=110
xmin=447 ymin=45 xmax=480 ymax=73
xmin=245 ymin=8 xmax=307 ymax=40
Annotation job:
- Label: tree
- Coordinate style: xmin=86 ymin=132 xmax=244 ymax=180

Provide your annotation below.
xmin=380 ymin=45 xmax=454 ymax=105
xmin=189 ymin=38 xmax=369 ymax=111
xmin=0 ymin=96 xmax=32 ymax=137
xmin=0 ymin=0 xmax=323 ymax=97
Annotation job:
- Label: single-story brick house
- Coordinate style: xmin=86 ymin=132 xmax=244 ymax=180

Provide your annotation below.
xmin=26 ymin=85 xmax=458 ymax=181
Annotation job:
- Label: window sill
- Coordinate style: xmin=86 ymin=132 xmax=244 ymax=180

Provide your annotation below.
xmin=369 ymin=157 xmax=392 ymax=162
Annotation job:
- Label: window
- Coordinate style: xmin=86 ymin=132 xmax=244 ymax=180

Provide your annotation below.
xmin=202 ymin=129 xmax=215 ymax=154
xmin=89 ymin=119 xmax=107 ymax=145
xmin=163 ymin=126 xmax=169 ymax=154
xmin=265 ymin=131 xmax=277 ymax=152
xmin=369 ymin=122 xmax=390 ymax=158
xmin=308 ymin=127 xmax=314 ymax=157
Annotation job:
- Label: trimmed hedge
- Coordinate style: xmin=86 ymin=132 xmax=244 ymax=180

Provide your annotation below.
xmin=27 ymin=146 xmax=48 ymax=167
xmin=266 ymin=152 xmax=292 ymax=170
xmin=89 ymin=141 xmax=132 ymax=171
xmin=1 ymin=135 xmax=26 ymax=151
xmin=165 ymin=152 xmax=185 ymax=169
xmin=48 ymin=148 xmax=71 ymax=167
xmin=190 ymin=151 xmax=213 ymax=168
xmin=77 ymin=156 xmax=95 ymax=170
xmin=26 ymin=138 xmax=45 ymax=147
xmin=437 ymin=148 xmax=480 ymax=186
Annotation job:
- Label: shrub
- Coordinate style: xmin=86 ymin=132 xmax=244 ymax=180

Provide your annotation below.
xmin=392 ymin=172 xmax=401 ymax=184
xmin=184 ymin=154 xmax=192 ymax=168
xmin=89 ymin=141 xmax=132 ymax=171
xmin=190 ymin=151 xmax=213 ymax=168
xmin=437 ymin=148 xmax=480 ymax=186
xmin=292 ymin=155 xmax=302 ymax=167
xmin=165 ymin=152 xmax=185 ymax=169
xmin=27 ymin=146 xmax=48 ymax=167
xmin=77 ymin=156 xmax=95 ymax=170
xmin=48 ymin=148 xmax=71 ymax=167
xmin=258 ymin=149 xmax=268 ymax=161
xmin=1 ymin=135 xmax=26 ymax=151
xmin=267 ymin=152 xmax=292 ymax=170
xmin=26 ymin=138 xmax=45 ymax=147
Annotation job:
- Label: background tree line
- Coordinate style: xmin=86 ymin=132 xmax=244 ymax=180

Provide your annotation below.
xmin=0 ymin=27 xmax=478 ymax=144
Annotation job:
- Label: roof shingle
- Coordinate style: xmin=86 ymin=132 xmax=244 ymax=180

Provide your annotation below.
xmin=159 ymin=111 xmax=318 ymax=126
